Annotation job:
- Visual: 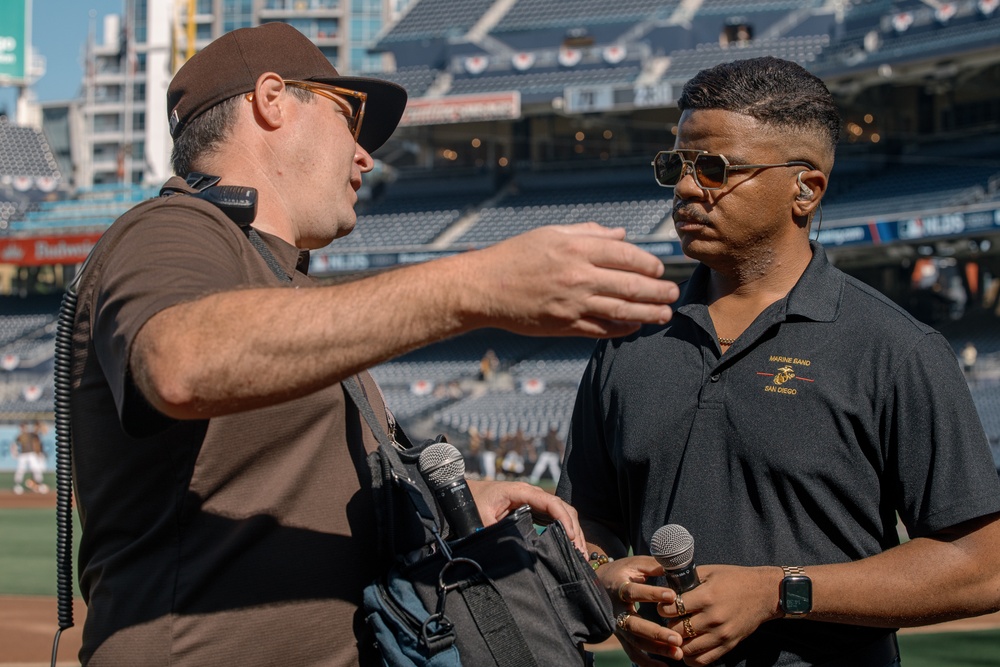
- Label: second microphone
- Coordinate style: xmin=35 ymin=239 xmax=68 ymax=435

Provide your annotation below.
xmin=650 ymin=523 xmax=701 ymax=593
xmin=418 ymin=442 xmax=485 ymax=539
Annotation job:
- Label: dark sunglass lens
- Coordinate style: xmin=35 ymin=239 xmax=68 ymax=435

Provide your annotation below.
xmin=345 ymin=97 xmax=362 ymax=117
xmin=655 ymin=152 xmax=684 ymax=186
xmin=695 ymin=155 xmax=727 ymax=188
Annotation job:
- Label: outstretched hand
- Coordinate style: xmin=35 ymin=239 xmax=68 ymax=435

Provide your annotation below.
xmin=462 ymin=223 xmax=680 ymax=338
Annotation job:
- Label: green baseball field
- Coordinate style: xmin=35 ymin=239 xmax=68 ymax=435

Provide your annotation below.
xmin=1 ymin=472 xmax=997 ymax=666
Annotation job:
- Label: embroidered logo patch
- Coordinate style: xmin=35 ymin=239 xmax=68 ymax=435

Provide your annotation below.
xmin=758 ymin=356 xmax=814 ymax=396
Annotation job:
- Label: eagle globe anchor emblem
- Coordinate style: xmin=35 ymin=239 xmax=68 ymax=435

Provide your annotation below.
xmin=774 ymin=365 xmax=796 ymax=385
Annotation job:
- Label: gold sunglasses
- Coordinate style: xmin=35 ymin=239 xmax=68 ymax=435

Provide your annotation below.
xmin=248 ymin=79 xmax=367 ymax=140
xmin=652 ymin=149 xmax=814 ymax=190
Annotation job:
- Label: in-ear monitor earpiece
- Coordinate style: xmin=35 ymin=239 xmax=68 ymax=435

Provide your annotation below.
xmin=796 ymin=172 xmax=814 ymax=200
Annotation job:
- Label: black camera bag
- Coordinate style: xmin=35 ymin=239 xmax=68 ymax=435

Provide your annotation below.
xmin=344 ymin=377 xmax=614 ymax=667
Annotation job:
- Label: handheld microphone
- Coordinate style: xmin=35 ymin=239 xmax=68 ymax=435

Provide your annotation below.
xmin=418 ymin=442 xmax=484 ymax=539
xmin=650 ymin=524 xmax=701 ymax=593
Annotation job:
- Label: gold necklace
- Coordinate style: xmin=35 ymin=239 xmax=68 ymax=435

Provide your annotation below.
xmin=718 ymin=337 xmax=737 ymax=345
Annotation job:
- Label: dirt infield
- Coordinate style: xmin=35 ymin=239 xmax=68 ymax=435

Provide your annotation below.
xmin=0 ymin=596 xmax=85 ymax=667
xmin=2 ymin=489 xmax=999 ymax=666
xmin=0 ymin=488 xmax=83 ymax=666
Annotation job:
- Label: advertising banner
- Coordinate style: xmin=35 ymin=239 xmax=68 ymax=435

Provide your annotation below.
xmin=398 ymin=92 xmax=521 ymax=127
xmin=0 ymin=0 xmax=27 ymax=83
xmin=0 ymin=233 xmax=103 ymax=266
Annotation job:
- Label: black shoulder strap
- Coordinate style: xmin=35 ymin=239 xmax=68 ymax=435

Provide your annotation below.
xmin=342 ymin=376 xmax=437 ymax=526
xmin=245 ymin=228 xmax=291 ymax=284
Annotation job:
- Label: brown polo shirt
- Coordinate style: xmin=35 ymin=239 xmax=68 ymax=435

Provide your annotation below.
xmin=71 ymin=177 xmax=389 ymax=666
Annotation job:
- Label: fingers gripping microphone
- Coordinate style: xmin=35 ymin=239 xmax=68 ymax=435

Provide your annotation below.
xmin=418 ymin=442 xmax=485 ymax=539
xmin=650 ymin=524 xmax=701 ymax=593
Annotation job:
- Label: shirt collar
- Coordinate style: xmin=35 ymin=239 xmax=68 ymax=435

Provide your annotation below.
xmin=161 ymin=176 xmax=310 ymax=277
xmin=783 ymin=240 xmax=842 ymax=323
xmin=676 ymin=240 xmax=842 ymax=324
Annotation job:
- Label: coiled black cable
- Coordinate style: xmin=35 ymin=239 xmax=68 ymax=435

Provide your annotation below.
xmin=44 ymin=183 xmax=254 ymax=665
xmin=50 ymin=283 xmax=78 ymax=666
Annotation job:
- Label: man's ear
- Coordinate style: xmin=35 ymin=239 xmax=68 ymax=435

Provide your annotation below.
xmin=248 ymin=73 xmax=287 ymax=129
xmin=792 ymin=169 xmax=827 ymax=218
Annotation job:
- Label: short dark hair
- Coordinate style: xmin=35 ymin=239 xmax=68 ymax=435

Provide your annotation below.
xmin=169 ymin=86 xmax=313 ymax=177
xmin=678 ymin=56 xmax=841 ymax=152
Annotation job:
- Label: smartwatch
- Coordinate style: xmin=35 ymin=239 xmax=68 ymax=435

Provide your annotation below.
xmin=779 ymin=566 xmax=812 ymax=617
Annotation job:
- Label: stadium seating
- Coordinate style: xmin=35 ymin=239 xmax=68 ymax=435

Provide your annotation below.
xmin=813 ymin=0 xmax=1000 ymax=74
xmin=448 ymin=64 xmax=643 ymax=104
xmin=455 ymin=175 xmax=672 ymax=245
xmin=378 ymin=386 xmax=455 ymax=422
xmin=433 ymin=387 xmax=579 ymax=441
xmin=0 ymin=118 xmax=65 ymax=232
xmin=3 ymin=0 xmax=999 ymax=472
xmin=0 ymin=119 xmax=61 ymax=185
xmin=4 ymin=185 xmax=161 ymax=234
xmin=493 ymin=0 xmax=678 ymax=32
xmin=508 ymin=337 xmax=595 ymax=384
xmin=970 ymin=383 xmax=1000 ymax=457
xmin=368 ymin=66 xmax=441 ymax=98
xmin=334 ymin=171 xmax=496 ymax=250
xmin=0 ymin=297 xmax=58 ymax=421
xmin=822 ymin=162 xmax=999 ymax=225
xmin=377 ymin=0 xmax=496 ymax=43
xmin=660 ymin=35 xmax=829 ymax=80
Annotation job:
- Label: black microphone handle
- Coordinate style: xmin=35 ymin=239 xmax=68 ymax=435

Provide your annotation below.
xmin=664 ymin=562 xmax=701 ymax=593
xmin=433 ymin=478 xmax=484 ymax=538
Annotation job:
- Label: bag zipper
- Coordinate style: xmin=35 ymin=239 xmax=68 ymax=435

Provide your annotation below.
xmin=376 ymin=576 xmax=425 ymax=637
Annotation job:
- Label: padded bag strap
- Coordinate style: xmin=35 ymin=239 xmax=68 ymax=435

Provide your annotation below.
xmin=343 ymin=375 xmax=440 ymax=563
xmin=343 ymin=375 xmax=433 ymax=519
xmin=455 ymin=573 xmax=537 ymax=667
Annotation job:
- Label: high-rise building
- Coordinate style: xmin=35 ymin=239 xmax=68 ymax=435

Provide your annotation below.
xmin=76 ymin=0 xmax=396 ymax=188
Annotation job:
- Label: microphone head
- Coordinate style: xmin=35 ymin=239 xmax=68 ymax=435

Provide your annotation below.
xmin=418 ymin=442 xmax=466 ymax=490
xmin=650 ymin=524 xmax=695 ymax=569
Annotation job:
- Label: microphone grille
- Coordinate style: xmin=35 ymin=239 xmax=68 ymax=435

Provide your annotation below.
xmin=650 ymin=524 xmax=695 ymax=569
xmin=418 ymin=442 xmax=466 ymax=489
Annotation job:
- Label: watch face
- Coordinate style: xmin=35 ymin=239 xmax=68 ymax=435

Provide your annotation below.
xmin=781 ymin=577 xmax=812 ymax=614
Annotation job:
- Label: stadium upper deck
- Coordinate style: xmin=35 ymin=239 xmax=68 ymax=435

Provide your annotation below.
xmin=2 ymin=0 xmax=1000 ymax=466
xmin=0 ymin=0 xmax=998 ymax=279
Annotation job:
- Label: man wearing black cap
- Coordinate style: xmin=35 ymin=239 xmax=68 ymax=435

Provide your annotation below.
xmin=67 ymin=22 xmax=680 ymax=667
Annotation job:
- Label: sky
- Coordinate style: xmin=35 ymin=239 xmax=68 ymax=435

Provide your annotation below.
xmin=0 ymin=0 xmax=124 ymax=119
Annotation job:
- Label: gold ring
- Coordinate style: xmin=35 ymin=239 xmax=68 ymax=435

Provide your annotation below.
xmin=675 ymin=593 xmax=686 ymax=616
xmin=618 ymin=581 xmax=630 ymax=603
xmin=683 ymin=616 xmax=698 ymax=638
xmin=616 ymin=611 xmax=631 ymax=632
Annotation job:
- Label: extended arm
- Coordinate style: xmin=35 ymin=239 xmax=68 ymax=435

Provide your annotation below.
xmin=131 ymin=223 xmax=679 ymax=419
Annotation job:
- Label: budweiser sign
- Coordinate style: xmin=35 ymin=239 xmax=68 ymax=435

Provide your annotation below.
xmin=0 ymin=233 xmax=103 ymax=266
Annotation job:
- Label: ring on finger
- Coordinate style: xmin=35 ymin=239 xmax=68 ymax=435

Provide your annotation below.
xmin=683 ymin=616 xmax=698 ymax=639
xmin=618 ymin=580 xmax=631 ymax=603
xmin=616 ymin=611 xmax=631 ymax=632
xmin=675 ymin=593 xmax=686 ymax=616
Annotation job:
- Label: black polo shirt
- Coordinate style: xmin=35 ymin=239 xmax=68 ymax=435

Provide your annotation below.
xmin=558 ymin=241 xmax=1000 ymax=666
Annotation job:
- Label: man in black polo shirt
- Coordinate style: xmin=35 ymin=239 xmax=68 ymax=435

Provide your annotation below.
xmin=557 ymin=56 xmax=1000 ymax=667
